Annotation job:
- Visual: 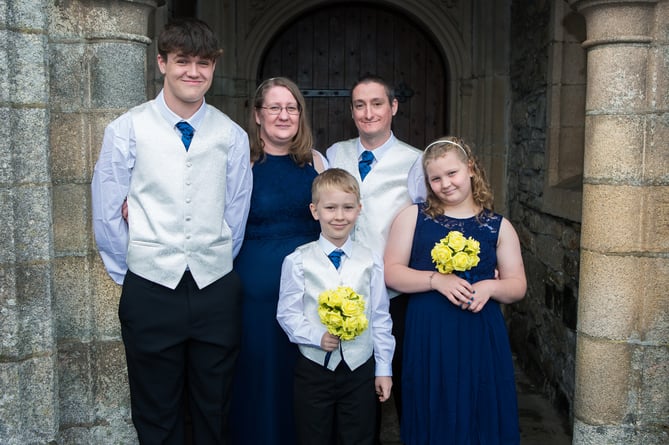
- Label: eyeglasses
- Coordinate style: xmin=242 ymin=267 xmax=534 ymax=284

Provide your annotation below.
xmin=258 ymin=105 xmax=301 ymax=115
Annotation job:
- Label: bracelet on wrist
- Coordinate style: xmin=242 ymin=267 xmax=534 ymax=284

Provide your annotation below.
xmin=429 ymin=271 xmax=437 ymax=289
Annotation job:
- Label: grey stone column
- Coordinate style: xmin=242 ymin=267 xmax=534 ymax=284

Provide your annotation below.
xmin=571 ymin=0 xmax=669 ymax=443
xmin=0 ymin=1 xmax=58 ymax=444
xmin=48 ymin=0 xmax=155 ymax=443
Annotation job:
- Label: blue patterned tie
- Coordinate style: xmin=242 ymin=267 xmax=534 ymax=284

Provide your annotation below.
xmin=324 ymin=250 xmax=343 ymax=368
xmin=324 ymin=249 xmax=343 ymax=368
xmin=358 ymin=150 xmax=375 ymax=180
xmin=328 ymin=249 xmax=343 ymax=269
xmin=176 ymin=121 xmax=194 ymax=151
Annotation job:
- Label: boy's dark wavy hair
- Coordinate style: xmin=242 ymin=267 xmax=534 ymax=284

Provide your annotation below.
xmin=158 ymin=18 xmax=223 ymax=61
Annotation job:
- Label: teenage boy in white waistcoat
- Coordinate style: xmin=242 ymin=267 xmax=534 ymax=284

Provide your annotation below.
xmin=91 ymin=18 xmax=252 ymax=444
xmin=277 ymin=168 xmax=395 ymax=445
xmin=326 ymin=75 xmax=424 ymax=436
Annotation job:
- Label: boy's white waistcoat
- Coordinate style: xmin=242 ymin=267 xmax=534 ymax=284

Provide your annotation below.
xmin=126 ymin=101 xmax=235 ymax=289
xmin=299 ymin=241 xmax=374 ymax=371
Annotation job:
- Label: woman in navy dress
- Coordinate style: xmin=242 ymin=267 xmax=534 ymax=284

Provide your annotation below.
xmin=384 ymin=137 xmax=527 ymax=445
xmin=229 ymin=77 xmax=327 ymax=444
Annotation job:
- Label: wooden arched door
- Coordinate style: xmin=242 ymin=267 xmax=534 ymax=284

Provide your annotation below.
xmin=259 ymin=3 xmax=448 ymax=153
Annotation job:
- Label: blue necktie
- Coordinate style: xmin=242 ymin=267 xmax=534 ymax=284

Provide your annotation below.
xmin=358 ymin=150 xmax=375 ymax=180
xmin=328 ymin=249 xmax=343 ymax=269
xmin=325 ymin=248 xmax=344 ymax=368
xmin=176 ymin=121 xmax=194 ymax=151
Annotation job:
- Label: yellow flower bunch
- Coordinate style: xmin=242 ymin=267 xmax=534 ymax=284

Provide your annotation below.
xmin=431 ymin=230 xmax=480 ymax=274
xmin=318 ymin=286 xmax=368 ymax=341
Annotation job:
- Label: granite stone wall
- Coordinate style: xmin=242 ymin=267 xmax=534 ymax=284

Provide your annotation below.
xmin=1 ymin=0 xmax=155 ymax=443
xmin=49 ymin=1 xmax=155 ymax=442
xmin=0 ymin=1 xmax=59 ymax=444
xmin=570 ymin=0 xmax=669 ymax=442
xmin=506 ymin=0 xmax=579 ymax=424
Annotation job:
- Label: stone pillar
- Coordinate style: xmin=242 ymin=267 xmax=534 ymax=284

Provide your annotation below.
xmin=0 ymin=1 xmax=58 ymax=444
xmin=571 ymin=0 xmax=669 ymax=443
xmin=48 ymin=0 xmax=155 ymax=443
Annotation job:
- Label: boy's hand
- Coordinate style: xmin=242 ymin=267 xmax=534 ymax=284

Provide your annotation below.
xmin=320 ymin=332 xmax=340 ymax=351
xmin=375 ymin=376 xmax=392 ymax=402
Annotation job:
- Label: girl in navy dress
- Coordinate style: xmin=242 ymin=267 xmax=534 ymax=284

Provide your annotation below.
xmin=384 ymin=137 xmax=527 ymax=445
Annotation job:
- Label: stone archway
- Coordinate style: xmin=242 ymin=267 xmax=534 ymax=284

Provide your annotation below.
xmin=258 ymin=3 xmax=449 ymax=151
xmin=235 ymin=0 xmax=470 ymax=136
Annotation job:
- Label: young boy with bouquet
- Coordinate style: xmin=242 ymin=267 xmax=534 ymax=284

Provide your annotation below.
xmin=277 ymin=168 xmax=395 ymax=445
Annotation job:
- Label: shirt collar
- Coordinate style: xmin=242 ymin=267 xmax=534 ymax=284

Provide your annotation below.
xmin=318 ymin=234 xmax=353 ymax=258
xmin=356 ymin=132 xmax=397 ymax=162
xmin=156 ymin=89 xmax=207 ymax=130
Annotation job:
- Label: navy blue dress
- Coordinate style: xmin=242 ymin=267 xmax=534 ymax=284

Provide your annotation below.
xmin=401 ymin=203 xmax=520 ymax=445
xmin=229 ymin=154 xmax=320 ymax=445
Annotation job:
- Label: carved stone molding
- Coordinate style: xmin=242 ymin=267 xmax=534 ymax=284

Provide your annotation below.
xmin=570 ymin=0 xmax=658 ymax=47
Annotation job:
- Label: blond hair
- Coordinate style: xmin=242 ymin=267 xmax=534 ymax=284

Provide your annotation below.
xmin=311 ymin=168 xmax=361 ymax=204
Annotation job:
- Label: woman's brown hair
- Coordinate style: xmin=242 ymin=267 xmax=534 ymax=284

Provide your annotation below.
xmin=249 ymin=77 xmax=314 ymax=165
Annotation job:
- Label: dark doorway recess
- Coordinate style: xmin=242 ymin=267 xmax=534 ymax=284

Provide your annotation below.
xmin=259 ymin=2 xmax=448 ymax=152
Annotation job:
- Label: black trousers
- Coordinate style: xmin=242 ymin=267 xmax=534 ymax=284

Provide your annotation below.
xmin=119 ymin=270 xmax=242 ymax=445
xmin=294 ymin=355 xmax=376 ymax=445
xmin=374 ymin=293 xmax=408 ymax=444
xmin=389 ymin=293 xmax=408 ymax=420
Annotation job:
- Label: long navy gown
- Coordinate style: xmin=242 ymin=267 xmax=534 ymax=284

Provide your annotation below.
xmin=229 ymin=154 xmax=320 ymax=445
xmin=401 ymin=203 xmax=520 ymax=445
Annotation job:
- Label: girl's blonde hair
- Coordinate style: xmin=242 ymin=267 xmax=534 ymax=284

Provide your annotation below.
xmin=249 ymin=77 xmax=314 ymax=165
xmin=422 ymin=136 xmax=494 ymax=219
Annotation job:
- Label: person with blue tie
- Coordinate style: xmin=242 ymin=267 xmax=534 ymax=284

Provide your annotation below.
xmin=91 ymin=18 xmax=252 ymax=444
xmin=325 ymin=74 xmax=424 ymax=441
xmin=277 ymin=168 xmax=395 ymax=445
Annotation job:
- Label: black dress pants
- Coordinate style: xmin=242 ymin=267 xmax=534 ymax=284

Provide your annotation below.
xmin=294 ymin=355 xmax=376 ymax=445
xmin=374 ymin=293 xmax=408 ymax=444
xmin=389 ymin=293 xmax=408 ymax=420
xmin=119 ymin=270 xmax=242 ymax=445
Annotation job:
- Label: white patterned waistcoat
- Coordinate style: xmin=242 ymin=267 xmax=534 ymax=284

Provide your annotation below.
xmin=330 ymin=138 xmax=421 ymax=297
xmin=299 ymin=241 xmax=374 ymax=371
xmin=126 ymin=101 xmax=236 ymax=289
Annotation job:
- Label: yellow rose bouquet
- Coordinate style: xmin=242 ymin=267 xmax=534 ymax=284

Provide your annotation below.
xmin=431 ymin=230 xmax=480 ymax=275
xmin=318 ymin=285 xmax=368 ymax=366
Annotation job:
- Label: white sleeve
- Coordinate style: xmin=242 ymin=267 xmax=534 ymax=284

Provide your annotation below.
xmin=91 ymin=115 xmax=135 ymax=284
xmin=277 ymin=251 xmax=328 ymax=347
xmin=407 ymin=156 xmax=427 ymax=203
xmin=369 ymin=253 xmax=395 ymax=376
xmin=224 ymin=125 xmax=253 ymax=258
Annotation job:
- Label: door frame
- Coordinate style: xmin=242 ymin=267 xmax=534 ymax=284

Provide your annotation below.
xmin=238 ymin=0 xmax=469 ymax=135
